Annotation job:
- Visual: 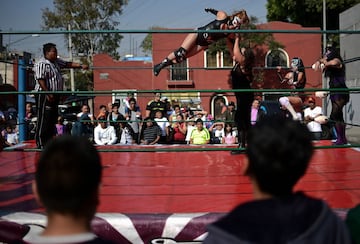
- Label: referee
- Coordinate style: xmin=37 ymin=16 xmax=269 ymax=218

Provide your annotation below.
xmin=33 ymin=43 xmax=88 ymax=149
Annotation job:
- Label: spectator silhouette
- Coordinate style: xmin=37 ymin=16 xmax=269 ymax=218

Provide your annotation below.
xmin=28 ymin=135 xmax=114 ymax=243
xmin=204 ymin=116 xmax=352 ymax=244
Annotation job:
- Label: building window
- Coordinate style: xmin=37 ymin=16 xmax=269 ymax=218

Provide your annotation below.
xmin=204 ymin=50 xmax=233 ymax=68
xmin=265 ymin=48 xmax=289 ymax=67
xmin=170 ymin=61 xmax=188 ymax=80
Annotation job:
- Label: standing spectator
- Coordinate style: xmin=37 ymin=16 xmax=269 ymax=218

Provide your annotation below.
xmin=145 ymin=92 xmax=167 ymax=119
xmin=93 ymin=116 xmax=117 ymax=145
xmin=108 ymin=103 xmax=125 ymax=142
xmin=140 ymin=117 xmax=161 ymax=145
xmin=313 ymin=42 xmax=349 ymax=145
xmin=124 ymin=97 xmax=141 ymax=143
xmin=25 ymin=103 xmax=35 ymax=140
xmin=169 ymin=104 xmax=182 ymax=123
xmin=33 ymin=43 xmax=88 ymax=149
xmin=222 ymin=101 xmax=236 ymax=128
xmin=172 ymin=114 xmax=187 ymax=144
xmin=304 ymin=97 xmax=324 ymax=140
xmin=96 ymin=104 xmax=108 ymax=121
xmin=204 ymin=116 xmax=352 ymax=244
xmin=55 ymin=116 xmax=67 ymax=136
xmin=154 ymin=110 xmax=170 ymax=144
xmin=190 ymin=118 xmax=210 ymax=145
xmin=228 ymin=34 xmax=255 ymax=153
xmin=250 ymin=99 xmax=266 ymax=125
xmin=28 ymin=135 xmax=115 ymax=244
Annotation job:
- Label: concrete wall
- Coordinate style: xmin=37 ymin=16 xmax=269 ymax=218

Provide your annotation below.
xmin=340 ymin=3 xmax=360 ymax=127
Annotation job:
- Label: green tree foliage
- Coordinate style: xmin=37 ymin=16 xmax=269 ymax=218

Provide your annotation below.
xmin=140 ymin=27 xmax=162 ymax=55
xmin=41 ymin=0 xmax=128 ymax=91
xmin=266 ymin=0 xmax=360 ymax=30
xmin=42 ymin=0 xmax=128 ymax=63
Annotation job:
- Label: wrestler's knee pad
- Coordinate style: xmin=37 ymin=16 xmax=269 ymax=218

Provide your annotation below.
xmin=279 ymin=97 xmax=290 ymax=107
xmin=173 ymin=47 xmax=187 ymax=63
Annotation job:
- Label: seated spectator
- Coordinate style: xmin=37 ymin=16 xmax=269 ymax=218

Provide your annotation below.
xmin=224 ymin=123 xmax=237 ymax=144
xmin=304 ymin=97 xmax=325 ymax=141
xmin=169 ymin=104 xmax=182 ymax=123
xmin=190 ymin=119 xmax=210 ymax=145
xmin=1 ymin=124 xmax=19 ymax=147
xmin=140 ymin=117 xmax=161 ymax=145
xmin=209 ymin=121 xmax=225 ymax=144
xmin=118 ymin=121 xmax=135 ymax=145
xmin=55 ymin=116 xmax=67 ymax=136
xmin=94 ymin=116 xmax=117 ymax=145
xmin=72 ymin=104 xmax=94 ymax=137
xmin=171 ymin=114 xmax=187 ymax=144
xmin=28 ymin=135 xmax=115 ymax=243
xmin=154 ymin=110 xmax=170 ymax=144
xmin=185 ymin=117 xmax=196 ymax=144
xmin=204 ymin=116 xmax=352 ymax=243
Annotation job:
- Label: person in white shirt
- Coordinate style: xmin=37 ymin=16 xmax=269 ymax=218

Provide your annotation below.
xmin=154 ymin=110 xmax=170 ymax=144
xmin=304 ymin=97 xmax=324 ymax=140
xmin=94 ymin=116 xmax=117 ymax=145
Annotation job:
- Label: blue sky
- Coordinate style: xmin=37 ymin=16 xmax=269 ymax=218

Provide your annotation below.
xmin=0 ymin=0 xmax=268 ymax=58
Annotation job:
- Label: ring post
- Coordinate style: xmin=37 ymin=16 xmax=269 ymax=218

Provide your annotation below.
xmin=18 ymin=58 xmax=26 ymax=142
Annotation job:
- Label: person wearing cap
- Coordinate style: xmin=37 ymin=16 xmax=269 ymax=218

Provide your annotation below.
xmin=304 ymin=97 xmax=324 ymax=141
xmin=93 ymin=116 xmax=117 ymax=145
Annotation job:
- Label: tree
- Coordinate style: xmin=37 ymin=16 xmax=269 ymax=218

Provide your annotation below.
xmin=140 ymin=27 xmax=162 ymax=55
xmin=266 ymin=0 xmax=360 ymax=31
xmin=42 ymin=0 xmax=128 ymax=91
xmin=42 ymin=0 xmax=128 ymax=63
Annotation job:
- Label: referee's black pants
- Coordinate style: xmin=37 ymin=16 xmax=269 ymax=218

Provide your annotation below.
xmin=35 ymin=94 xmax=59 ymax=149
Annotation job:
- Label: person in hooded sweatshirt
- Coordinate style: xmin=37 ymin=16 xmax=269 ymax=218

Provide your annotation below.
xmin=204 ymin=115 xmax=352 ymax=244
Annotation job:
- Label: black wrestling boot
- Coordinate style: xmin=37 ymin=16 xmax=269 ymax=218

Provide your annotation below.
xmin=153 ymin=58 xmax=173 ymax=76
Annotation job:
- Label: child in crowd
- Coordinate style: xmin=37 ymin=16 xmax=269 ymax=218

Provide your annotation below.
xmin=209 ymin=121 xmax=225 ymax=144
xmin=55 ymin=116 xmax=67 ymax=136
xmin=224 ymin=123 xmax=237 ymax=144
xmin=1 ymin=124 xmax=19 ymax=147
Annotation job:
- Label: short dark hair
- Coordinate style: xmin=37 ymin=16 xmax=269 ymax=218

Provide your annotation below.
xmin=195 ymin=118 xmax=203 ymax=124
xmin=128 ymin=97 xmax=136 ymax=104
xmin=43 ymin=43 xmax=56 ymax=56
xmin=246 ymin=115 xmax=313 ymax=196
xmin=35 ymin=136 xmax=102 ymax=218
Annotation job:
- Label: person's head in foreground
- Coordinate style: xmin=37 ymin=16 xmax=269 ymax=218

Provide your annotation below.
xmin=204 ymin=115 xmax=352 ymax=244
xmin=246 ymin=115 xmax=313 ymax=196
xmin=33 ymin=135 xmax=102 ymax=236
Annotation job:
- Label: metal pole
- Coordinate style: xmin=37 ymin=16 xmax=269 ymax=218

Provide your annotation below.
xmin=68 ymin=24 xmax=75 ymax=91
xmin=322 ymin=0 xmax=328 ymax=116
xmin=18 ymin=58 xmax=26 ymax=142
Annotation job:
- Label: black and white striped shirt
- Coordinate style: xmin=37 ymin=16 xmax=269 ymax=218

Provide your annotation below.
xmin=33 ymin=57 xmax=67 ymax=91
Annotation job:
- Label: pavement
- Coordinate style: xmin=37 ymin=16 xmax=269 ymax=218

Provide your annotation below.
xmin=347 ymin=126 xmax=360 ymax=145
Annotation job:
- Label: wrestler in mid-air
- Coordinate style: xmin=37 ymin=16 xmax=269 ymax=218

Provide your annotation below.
xmin=153 ymin=8 xmax=249 ymax=76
